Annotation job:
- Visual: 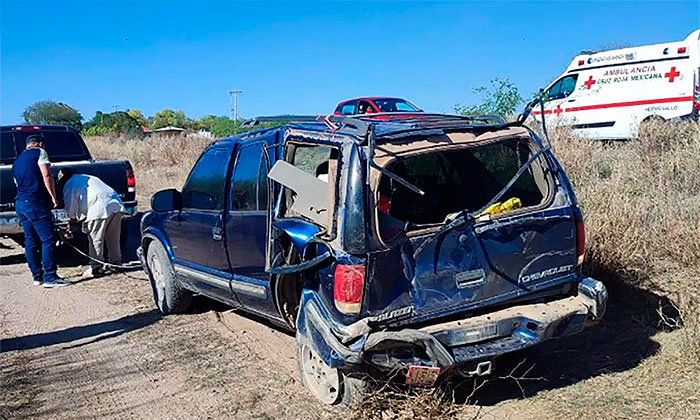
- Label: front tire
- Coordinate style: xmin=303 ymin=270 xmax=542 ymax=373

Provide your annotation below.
xmin=146 ymin=240 xmax=192 ymax=314
xmin=296 ymin=341 xmax=369 ymax=407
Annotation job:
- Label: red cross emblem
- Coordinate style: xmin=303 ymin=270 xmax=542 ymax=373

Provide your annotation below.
xmin=554 ymin=105 xmax=563 ymax=116
xmin=583 ymin=75 xmax=596 ymax=89
xmin=664 ymin=67 xmax=680 ymax=83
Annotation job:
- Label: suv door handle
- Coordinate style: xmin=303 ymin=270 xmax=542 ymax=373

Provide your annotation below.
xmin=212 ymin=226 xmax=223 ymax=241
xmin=212 ymin=212 xmax=224 ymax=241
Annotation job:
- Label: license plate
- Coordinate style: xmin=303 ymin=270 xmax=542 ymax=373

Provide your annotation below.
xmin=405 ymin=365 xmax=441 ymax=387
xmin=52 ymin=210 xmax=68 ymax=221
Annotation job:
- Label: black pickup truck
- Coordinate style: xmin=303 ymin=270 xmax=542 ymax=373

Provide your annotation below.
xmin=0 ymin=125 xmax=138 ymax=243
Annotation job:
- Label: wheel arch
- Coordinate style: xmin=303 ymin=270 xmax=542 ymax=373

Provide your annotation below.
xmin=141 ymin=229 xmax=175 ymax=263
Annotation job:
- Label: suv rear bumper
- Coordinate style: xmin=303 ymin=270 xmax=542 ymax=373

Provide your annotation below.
xmin=302 ymin=277 xmax=607 ymax=374
xmin=0 ymin=201 xmax=138 ymax=235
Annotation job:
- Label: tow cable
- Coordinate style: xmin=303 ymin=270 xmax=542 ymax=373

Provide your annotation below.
xmin=56 ymin=230 xmax=147 ymax=280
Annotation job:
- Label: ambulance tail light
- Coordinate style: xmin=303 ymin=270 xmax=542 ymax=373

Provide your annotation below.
xmin=678 ymin=47 xmax=687 ymax=54
xmin=578 ymin=60 xmax=585 ymax=66
xmin=334 ymin=264 xmax=365 ymax=314
xmin=574 ymin=207 xmax=586 ymax=266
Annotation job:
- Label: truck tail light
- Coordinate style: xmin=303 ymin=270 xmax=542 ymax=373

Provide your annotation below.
xmin=678 ymin=47 xmax=687 ymax=54
xmin=333 ymin=264 xmax=365 ymax=314
xmin=578 ymin=60 xmax=584 ymax=66
xmin=573 ymin=207 xmax=586 ymax=266
xmin=126 ymin=168 xmax=136 ymax=191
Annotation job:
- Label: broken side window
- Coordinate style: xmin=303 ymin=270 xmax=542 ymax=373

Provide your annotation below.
xmin=268 ymin=143 xmax=339 ymax=230
xmin=377 ymin=139 xmax=549 ymax=242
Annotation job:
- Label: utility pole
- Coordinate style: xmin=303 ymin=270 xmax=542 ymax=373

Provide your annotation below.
xmin=112 ymin=105 xmax=120 ymax=113
xmin=228 ymin=88 xmax=243 ymax=133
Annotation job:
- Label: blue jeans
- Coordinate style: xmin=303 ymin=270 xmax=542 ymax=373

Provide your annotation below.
xmin=15 ymin=199 xmax=58 ymax=282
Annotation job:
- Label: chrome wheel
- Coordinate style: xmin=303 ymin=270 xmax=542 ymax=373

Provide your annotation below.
xmin=300 ymin=343 xmax=340 ymax=404
xmin=149 ymin=253 xmax=166 ymax=310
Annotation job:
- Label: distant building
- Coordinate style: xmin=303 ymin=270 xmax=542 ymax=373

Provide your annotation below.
xmin=153 ymin=126 xmax=185 ymax=136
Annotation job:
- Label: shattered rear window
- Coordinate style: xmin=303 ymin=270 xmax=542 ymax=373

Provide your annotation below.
xmin=377 ymin=139 xmax=548 ymax=241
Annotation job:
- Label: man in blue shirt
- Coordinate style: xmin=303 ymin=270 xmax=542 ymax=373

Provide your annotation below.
xmin=12 ymin=134 xmax=69 ymax=287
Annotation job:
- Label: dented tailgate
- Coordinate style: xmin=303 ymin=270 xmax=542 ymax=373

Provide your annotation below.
xmin=365 ymin=206 xmax=578 ymax=324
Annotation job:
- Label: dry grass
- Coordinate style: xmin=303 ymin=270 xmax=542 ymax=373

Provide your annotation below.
xmin=551 ymin=120 xmax=700 ymax=359
xmin=85 ymin=121 xmax=700 ymax=419
xmin=85 ymin=134 xmax=212 ymax=210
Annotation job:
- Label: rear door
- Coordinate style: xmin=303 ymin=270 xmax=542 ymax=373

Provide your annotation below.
xmin=225 ymin=139 xmax=278 ymax=317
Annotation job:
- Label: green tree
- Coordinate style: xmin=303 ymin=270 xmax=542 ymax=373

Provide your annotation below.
xmin=23 ymin=100 xmax=83 ymax=130
xmin=454 ymin=77 xmax=523 ymax=117
xmin=83 ymin=110 xmax=142 ymax=138
xmin=197 ymin=115 xmax=239 ymax=137
xmin=126 ymin=109 xmax=148 ymax=127
xmin=150 ymin=109 xmax=187 ymax=129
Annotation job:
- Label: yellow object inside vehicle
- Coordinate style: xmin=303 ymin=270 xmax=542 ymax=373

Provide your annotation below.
xmin=481 ymin=197 xmax=522 ymax=216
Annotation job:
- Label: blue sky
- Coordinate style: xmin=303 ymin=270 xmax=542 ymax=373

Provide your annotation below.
xmin=1 ymin=1 xmax=698 ymax=125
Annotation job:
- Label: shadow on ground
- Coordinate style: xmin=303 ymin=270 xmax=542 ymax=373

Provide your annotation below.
xmin=448 ymin=279 xmax=678 ymax=405
xmin=0 ymin=309 xmax=161 ymax=353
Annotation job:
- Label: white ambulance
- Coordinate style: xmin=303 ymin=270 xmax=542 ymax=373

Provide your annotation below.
xmin=527 ymin=29 xmax=700 ymax=139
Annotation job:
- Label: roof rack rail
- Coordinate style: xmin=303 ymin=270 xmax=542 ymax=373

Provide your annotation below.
xmin=243 ymin=112 xmax=509 ymax=139
xmin=241 ymin=115 xmax=323 ymax=127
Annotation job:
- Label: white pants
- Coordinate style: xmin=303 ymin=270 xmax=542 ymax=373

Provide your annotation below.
xmin=85 ymin=213 xmax=123 ymax=270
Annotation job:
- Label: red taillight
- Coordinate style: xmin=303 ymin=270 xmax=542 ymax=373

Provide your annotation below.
xmin=573 ymin=207 xmax=586 ymax=266
xmin=578 ymin=60 xmax=585 ymax=66
xmin=126 ymin=169 xmax=136 ymax=188
xmin=333 ymin=264 xmax=365 ymax=314
xmin=12 ymin=126 xmax=42 ymax=131
xmin=678 ymin=47 xmax=687 ymax=54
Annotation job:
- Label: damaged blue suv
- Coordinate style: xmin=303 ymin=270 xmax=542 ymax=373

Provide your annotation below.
xmin=138 ymin=113 xmax=607 ymax=406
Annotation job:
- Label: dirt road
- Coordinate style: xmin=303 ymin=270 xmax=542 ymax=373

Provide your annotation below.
xmin=0 ymin=239 xmax=337 ymax=420
xmin=3 ymin=235 xmax=690 ymax=420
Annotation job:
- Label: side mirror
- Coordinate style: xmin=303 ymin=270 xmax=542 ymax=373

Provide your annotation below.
xmin=151 ymin=189 xmax=182 ymax=212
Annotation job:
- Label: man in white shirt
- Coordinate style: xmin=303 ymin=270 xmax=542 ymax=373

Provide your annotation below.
xmin=60 ymin=171 xmax=126 ymax=277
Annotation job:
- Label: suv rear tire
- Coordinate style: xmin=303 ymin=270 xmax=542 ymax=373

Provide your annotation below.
xmin=146 ymin=240 xmax=192 ymax=314
xmin=296 ymin=341 xmax=369 ymax=407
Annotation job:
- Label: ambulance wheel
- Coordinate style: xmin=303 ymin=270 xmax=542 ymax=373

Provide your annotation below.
xmin=146 ymin=240 xmax=192 ymax=314
xmin=296 ymin=341 xmax=369 ymax=407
